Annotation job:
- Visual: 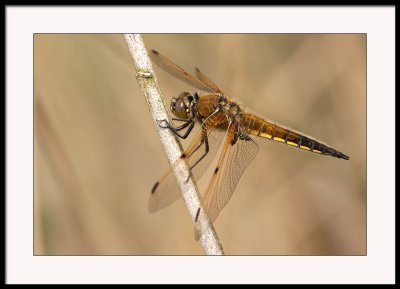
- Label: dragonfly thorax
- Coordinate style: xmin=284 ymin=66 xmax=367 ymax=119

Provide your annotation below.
xmin=221 ymin=99 xmax=240 ymax=119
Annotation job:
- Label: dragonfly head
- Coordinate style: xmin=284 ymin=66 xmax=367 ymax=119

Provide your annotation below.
xmin=170 ymin=92 xmax=195 ymax=119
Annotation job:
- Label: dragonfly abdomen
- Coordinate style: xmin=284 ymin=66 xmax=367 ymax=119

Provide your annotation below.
xmin=241 ymin=113 xmax=349 ymax=160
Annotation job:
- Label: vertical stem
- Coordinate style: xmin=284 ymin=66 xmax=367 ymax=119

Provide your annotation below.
xmin=123 ymin=34 xmax=224 ymax=255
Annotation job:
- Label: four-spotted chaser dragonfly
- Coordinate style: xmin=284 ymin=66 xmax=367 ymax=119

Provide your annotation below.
xmin=149 ymin=50 xmax=349 ymax=239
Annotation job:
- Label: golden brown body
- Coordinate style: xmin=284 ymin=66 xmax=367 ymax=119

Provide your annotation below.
xmin=148 ymin=50 xmax=349 ymax=239
xmin=196 ymin=94 xmax=349 ymax=160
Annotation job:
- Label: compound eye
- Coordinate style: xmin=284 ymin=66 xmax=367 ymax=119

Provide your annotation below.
xmin=171 ymin=98 xmax=177 ymax=112
xmin=171 ymin=98 xmax=189 ymax=119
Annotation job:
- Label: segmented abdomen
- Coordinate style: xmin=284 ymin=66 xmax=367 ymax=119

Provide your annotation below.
xmin=241 ymin=112 xmax=349 ymax=160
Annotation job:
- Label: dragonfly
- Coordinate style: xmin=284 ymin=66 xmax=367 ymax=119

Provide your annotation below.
xmin=149 ymin=50 xmax=349 ymax=239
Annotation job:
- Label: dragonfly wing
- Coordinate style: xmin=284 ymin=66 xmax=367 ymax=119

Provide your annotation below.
xmin=195 ymin=123 xmax=259 ymax=238
xmin=195 ymin=67 xmax=224 ymax=95
xmin=149 ymin=166 xmax=182 ymax=213
xmin=149 ymin=111 xmax=227 ymax=212
xmin=150 ymin=50 xmax=218 ymax=93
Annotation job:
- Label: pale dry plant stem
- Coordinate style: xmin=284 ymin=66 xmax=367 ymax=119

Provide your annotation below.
xmin=123 ymin=34 xmax=224 ymax=255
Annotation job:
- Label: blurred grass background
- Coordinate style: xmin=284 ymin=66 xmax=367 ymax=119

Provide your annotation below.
xmin=34 ymin=34 xmax=366 ymax=255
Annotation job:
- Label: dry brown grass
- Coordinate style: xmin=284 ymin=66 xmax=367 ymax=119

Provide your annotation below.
xmin=34 ymin=34 xmax=366 ymax=255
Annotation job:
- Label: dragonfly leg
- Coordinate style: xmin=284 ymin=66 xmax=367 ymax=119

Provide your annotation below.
xmin=157 ymin=118 xmax=195 ymax=139
xmin=171 ymin=117 xmax=191 ymax=122
xmin=183 ymin=134 xmax=210 ymax=183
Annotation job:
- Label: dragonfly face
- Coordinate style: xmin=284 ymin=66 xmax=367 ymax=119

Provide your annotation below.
xmin=149 ymin=49 xmax=349 ymax=240
xmin=170 ymin=92 xmax=196 ymax=119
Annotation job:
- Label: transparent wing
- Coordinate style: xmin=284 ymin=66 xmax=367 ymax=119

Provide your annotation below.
xmin=195 ymin=67 xmax=224 ymax=95
xmin=150 ymin=50 xmax=219 ymax=93
xmin=196 ymin=124 xmax=259 ymax=238
xmin=149 ymin=111 xmax=227 ymax=212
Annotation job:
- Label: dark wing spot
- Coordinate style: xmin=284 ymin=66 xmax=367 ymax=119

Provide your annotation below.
xmin=231 ymin=138 xmax=238 ymax=146
xmin=214 ymin=167 xmax=219 ymax=174
xmin=151 ymin=49 xmax=159 ymax=55
xmin=181 ymin=153 xmax=186 ymax=158
xmin=195 ymin=208 xmax=201 ymax=222
xmin=151 ymin=182 xmax=159 ymax=194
